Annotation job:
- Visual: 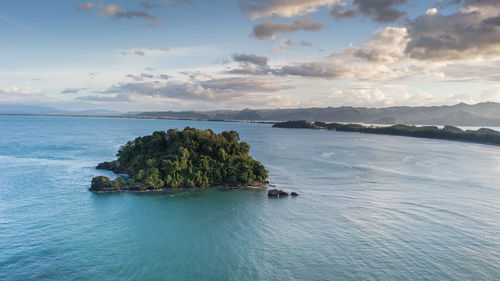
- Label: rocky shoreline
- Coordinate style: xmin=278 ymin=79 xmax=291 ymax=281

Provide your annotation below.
xmin=90 ymin=172 xmax=269 ymax=192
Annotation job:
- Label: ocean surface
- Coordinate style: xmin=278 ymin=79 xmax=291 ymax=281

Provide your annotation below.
xmin=0 ymin=115 xmax=499 ymax=280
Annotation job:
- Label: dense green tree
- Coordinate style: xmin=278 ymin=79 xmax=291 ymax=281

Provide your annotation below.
xmin=92 ymin=127 xmax=268 ymax=191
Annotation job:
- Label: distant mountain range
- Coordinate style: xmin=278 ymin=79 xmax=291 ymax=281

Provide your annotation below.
xmin=0 ymin=104 xmax=122 ymax=116
xmin=3 ymin=102 xmax=500 ymax=126
xmin=135 ymin=102 xmax=500 ymax=126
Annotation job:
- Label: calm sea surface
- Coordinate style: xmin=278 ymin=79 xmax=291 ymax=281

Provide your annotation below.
xmin=0 ymin=116 xmax=499 ymax=280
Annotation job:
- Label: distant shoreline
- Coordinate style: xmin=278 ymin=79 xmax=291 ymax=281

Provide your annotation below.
xmin=4 ymin=101 xmax=500 ymax=127
xmin=0 ymin=113 xmax=277 ymax=124
xmin=273 ymin=120 xmax=500 ymax=147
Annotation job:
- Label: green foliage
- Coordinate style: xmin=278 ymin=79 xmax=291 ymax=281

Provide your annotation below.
xmin=110 ymin=127 xmax=267 ymax=189
xmin=273 ymin=120 xmax=316 ymax=129
xmin=90 ymin=175 xmax=125 ymax=191
xmin=274 ymin=120 xmax=500 ymax=146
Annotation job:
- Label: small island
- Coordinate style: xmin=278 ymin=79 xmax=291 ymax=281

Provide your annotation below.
xmin=90 ymin=127 xmax=268 ymax=191
xmin=273 ymin=120 xmax=500 ymax=146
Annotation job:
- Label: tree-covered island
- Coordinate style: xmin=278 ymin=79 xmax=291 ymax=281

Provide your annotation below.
xmin=273 ymin=120 xmax=500 ymax=146
xmin=90 ymin=127 xmax=268 ymax=191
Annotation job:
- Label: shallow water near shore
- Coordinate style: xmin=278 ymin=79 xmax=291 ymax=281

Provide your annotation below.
xmin=0 ymin=115 xmax=499 ymax=280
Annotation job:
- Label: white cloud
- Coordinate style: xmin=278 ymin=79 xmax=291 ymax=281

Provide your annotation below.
xmin=97 ymin=4 xmax=122 ymax=17
xmin=240 ymin=0 xmax=340 ymax=19
xmin=425 ymin=8 xmax=438 ymax=15
xmin=0 ymin=86 xmax=40 ymax=96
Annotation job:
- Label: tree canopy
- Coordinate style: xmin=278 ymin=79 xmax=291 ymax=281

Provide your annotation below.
xmin=91 ymin=127 xmax=268 ymax=191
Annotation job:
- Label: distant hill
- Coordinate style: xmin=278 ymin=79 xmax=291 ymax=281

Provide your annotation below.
xmin=0 ymin=104 xmax=122 ymax=116
xmin=3 ymin=102 xmax=500 ymax=126
xmin=135 ymin=102 xmax=500 ymax=126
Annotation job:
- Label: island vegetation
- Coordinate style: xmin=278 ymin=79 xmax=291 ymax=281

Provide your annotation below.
xmin=90 ymin=127 xmax=268 ymax=191
xmin=273 ymin=120 xmax=500 ymax=146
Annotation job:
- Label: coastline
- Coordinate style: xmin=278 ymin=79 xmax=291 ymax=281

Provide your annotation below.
xmin=273 ymin=120 xmax=500 ymax=147
xmin=89 ymin=183 xmax=268 ymax=193
xmin=0 ymin=113 xmax=277 ymax=124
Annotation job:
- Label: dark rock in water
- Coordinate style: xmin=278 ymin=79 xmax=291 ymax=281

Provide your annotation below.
xmin=278 ymin=190 xmax=289 ymax=196
xmin=96 ymin=161 xmax=113 ymax=170
xmin=90 ymin=176 xmax=113 ymax=191
xmin=268 ymin=189 xmax=279 ymax=197
xmin=90 ymin=176 xmax=126 ymax=191
xmin=96 ymin=160 xmax=131 ymax=175
xmin=291 ymin=192 xmax=298 ymax=196
xmin=268 ymin=189 xmax=289 ymax=197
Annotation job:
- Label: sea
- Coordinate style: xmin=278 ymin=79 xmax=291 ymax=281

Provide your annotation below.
xmin=0 ymin=115 xmax=499 ymax=280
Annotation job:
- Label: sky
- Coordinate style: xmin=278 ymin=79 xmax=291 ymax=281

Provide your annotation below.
xmin=1 ymin=0 xmax=500 ymax=112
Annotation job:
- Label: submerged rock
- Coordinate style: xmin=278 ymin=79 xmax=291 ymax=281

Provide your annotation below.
xmin=291 ymin=192 xmax=298 ymax=196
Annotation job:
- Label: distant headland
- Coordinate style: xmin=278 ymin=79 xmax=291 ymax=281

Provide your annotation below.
xmin=90 ymin=127 xmax=268 ymax=192
xmin=273 ymin=120 xmax=500 ymax=146
xmin=4 ymin=102 xmax=500 ymax=127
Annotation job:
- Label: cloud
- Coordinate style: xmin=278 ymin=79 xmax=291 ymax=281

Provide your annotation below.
xmin=157 ymin=46 xmax=169 ymax=52
xmin=274 ymin=62 xmax=351 ymax=79
xmin=330 ymin=5 xmax=358 ymax=20
xmin=232 ymin=53 xmax=269 ymax=66
xmin=163 ymin=0 xmax=194 ymax=5
xmin=126 ymin=74 xmax=145 ymax=81
xmin=0 ymin=86 xmax=42 ymax=102
xmin=77 ymin=2 xmax=95 ymax=11
xmin=226 ymin=53 xmax=271 ymax=75
xmin=480 ymin=85 xmax=500 ymax=102
xmin=98 ymin=4 xmax=122 ymax=16
xmin=97 ymin=4 xmax=164 ymax=24
xmin=271 ymin=26 xmax=410 ymax=80
xmin=316 ymin=86 xmax=451 ymax=107
xmin=139 ymin=2 xmax=161 ymax=9
xmin=270 ymin=38 xmax=312 ymax=53
xmin=240 ymin=0 xmax=340 ymax=19
xmin=0 ymin=86 xmax=40 ymax=96
xmin=241 ymin=0 xmax=407 ymax=23
xmin=353 ymin=26 xmax=409 ymax=64
xmin=330 ymin=0 xmax=407 ymax=22
xmin=353 ymin=0 xmax=407 ymax=22
xmin=61 ymin=88 xmax=86 ymax=94
xmin=114 ymin=11 xmax=164 ymax=24
xmin=214 ymin=57 xmax=231 ymax=65
xmin=252 ymin=18 xmax=326 ymax=39
xmin=405 ymin=3 xmax=500 ymax=60
xmin=425 ymin=8 xmax=438 ymax=15
xmin=271 ymin=0 xmax=500 ymax=82
xmin=77 ymin=94 xmax=132 ymax=102
xmin=103 ymin=77 xmax=291 ymax=102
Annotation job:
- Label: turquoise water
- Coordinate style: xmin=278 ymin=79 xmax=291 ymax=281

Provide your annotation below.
xmin=0 ymin=116 xmax=499 ymax=280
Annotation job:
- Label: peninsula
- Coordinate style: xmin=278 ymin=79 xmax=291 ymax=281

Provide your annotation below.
xmin=90 ymin=127 xmax=268 ymax=191
xmin=273 ymin=120 xmax=500 ymax=146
